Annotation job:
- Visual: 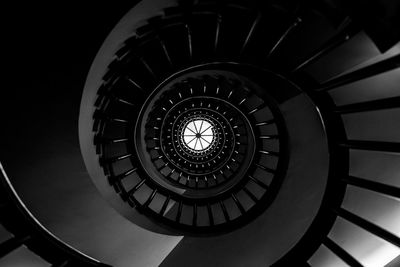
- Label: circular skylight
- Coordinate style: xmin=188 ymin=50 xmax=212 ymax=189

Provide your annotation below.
xmin=182 ymin=119 xmax=214 ymax=151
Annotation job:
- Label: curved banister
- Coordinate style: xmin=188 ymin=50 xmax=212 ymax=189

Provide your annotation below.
xmin=0 ymin=162 xmax=111 ymax=267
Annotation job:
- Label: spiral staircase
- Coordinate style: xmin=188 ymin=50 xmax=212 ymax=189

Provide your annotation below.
xmin=1 ymin=0 xmax=400 ymax=266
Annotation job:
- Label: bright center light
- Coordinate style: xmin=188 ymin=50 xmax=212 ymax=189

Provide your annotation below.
xmin=183 ymin=119 xmax=214 ymax=151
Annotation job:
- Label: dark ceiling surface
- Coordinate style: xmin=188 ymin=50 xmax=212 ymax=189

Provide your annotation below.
xmin=2 ymin=2 xmax=183 ymax=267
xmin=3 ymin=2 xmax=135 ymax=215
xmin=4 ymin=2 xmax=134 ymax=140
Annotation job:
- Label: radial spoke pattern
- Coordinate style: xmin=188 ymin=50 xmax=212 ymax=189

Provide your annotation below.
xmin=0 ymin=0 xmax=399 ymax=266
xmin=85 ymin=0 xmax=400 ymax=264
xmin=93 ymin=59 xmax=287 ymax=234
xmin=182 ymin=119 xmax=215 ymax=151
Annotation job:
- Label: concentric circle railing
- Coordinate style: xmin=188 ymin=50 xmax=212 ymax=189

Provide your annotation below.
xmin=85 ymin=0 xmax=400 ymax=262
xmin=1 ymin=0 xmax=399 ymax=266
xmin=95 ymin=60 xmax=289 ymax=234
